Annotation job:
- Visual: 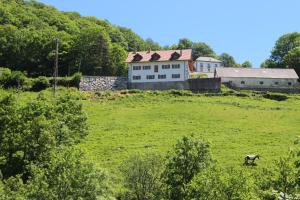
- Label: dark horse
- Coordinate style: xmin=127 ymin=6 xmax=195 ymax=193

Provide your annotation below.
xmin=243 ymin=155 xmax=260 ymax=165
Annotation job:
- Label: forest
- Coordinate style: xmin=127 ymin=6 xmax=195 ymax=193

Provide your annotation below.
xmin=0 ymin=0 xmax=257 ymax=78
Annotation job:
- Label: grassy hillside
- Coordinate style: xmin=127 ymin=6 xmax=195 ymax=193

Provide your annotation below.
xmin=1 ymin=88 xmax=299 ymax=174
xmin=77 ymin=90 xmax=300 ymax=173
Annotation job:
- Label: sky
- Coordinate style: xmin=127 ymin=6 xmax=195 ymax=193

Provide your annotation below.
xmin=39 ymin=0 xmax=300 ymax=67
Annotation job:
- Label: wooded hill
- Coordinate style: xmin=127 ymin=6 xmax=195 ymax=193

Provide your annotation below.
xmin=0 ymin=0 xmax=162 ymax=77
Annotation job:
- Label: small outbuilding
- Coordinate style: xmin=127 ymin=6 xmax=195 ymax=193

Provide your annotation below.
xmin=215 ymin=67 xmax=299 ymax=91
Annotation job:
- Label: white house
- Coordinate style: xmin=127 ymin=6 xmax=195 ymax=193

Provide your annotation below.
xmin=126 ymin=49 xmax=193 ymax=88
xmin=193 ymin=57 xmax=222 ymax=78
xmin=215 ymin=67 xmax=299 ymax=90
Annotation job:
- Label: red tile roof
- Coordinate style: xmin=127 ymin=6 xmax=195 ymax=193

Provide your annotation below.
xmin=126 ymin=49 xmax=192 ymax=63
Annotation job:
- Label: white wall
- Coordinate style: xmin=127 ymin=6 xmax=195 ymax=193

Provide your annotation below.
xmin=128 ymin=61 xmax=189 ymax=83
xmin=194 ymin=61 xmax=221 ymax=73
xmin=220 ymin=77 xmax=299 ymax=89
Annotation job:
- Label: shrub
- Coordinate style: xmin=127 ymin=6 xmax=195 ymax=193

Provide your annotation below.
xmin=163 ymin=135 xmax=212 ymax=200
xmin=120 ymin=153 xmax=164 ymax=200
xmin=263 ymin=93 xmax=288 ymax=101
xmin=0 ymin=70 xmax=28 ymax=89
xmin=31 ymin=76 xmax=50 ymax=92
xmin=69 ymin=72 xmax=82 ymax=88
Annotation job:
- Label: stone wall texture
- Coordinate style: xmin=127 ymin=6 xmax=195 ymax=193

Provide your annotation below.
xmin=80 ymin=76 xmax=128 ymax=91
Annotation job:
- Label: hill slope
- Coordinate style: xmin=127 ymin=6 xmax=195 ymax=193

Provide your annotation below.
xmin=0 ymin=0 xmax=160 ymax=76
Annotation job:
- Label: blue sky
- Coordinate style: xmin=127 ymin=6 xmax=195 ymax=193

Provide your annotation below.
xmin=39 ymin=0 xmax=300 ymax=67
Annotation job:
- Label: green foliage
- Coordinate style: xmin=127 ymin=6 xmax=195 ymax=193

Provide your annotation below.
xmin=163 ymin=135 xmax=212 ymax=200
xmin=264 ymin=32 xmax=300 ymax=75
xmin=188 ymin=166 xmax=259 ymax=200
xmin=241 ymin=60 xmax=253 ymax=68
xmin=0 ymin=0 xmax=157 ymax=77
xmin=0 ymin=70 xmax=28 ymax=89
xmin=219 ymin=53 xmax=237 ymax=67
xmin=25 ymin=148 xmax=113 ymax=200
xmin=120 ymin=153 xmax=164 ymax=200
xmin=31 ymin=76 xmax=50 ymax=92
xmin=273 ymin=152 xmax=298 ymax=199
xmin=171 ymin=38 xmax=216 ymax=60
xmin=0 ymin=93 xmax=87 ymax=180
xmin=263 ymin=93 xmax=288 ymax=101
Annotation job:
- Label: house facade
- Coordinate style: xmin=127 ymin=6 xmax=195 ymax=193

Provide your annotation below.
xmin=215 ymin=67 xmax=299 ymax=91
xmin=194 ymin=57 xmax=222 ymax=78
xmin=126 ymin=49 xmax=193 ymax=90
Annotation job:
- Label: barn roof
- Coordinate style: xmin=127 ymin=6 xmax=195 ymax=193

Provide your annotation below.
xmin=215 ymin=68 xmax=299 ymax=79
xmin=126 ymin=49 xmax=192 ymax=63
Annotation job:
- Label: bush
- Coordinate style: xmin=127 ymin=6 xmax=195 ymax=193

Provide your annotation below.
xmin=163 ymin=135 xmax=212 ymax=200
xmin=31 ymin=76 xmax=50 ymax=92
xmin=263 ymin=93 xmax=288 ymax=101
xmin=120 ymin=153 xmax=164 ymax=200
xmin=168 ymin=89 xmax=194 ymax=96
xmin=0 ymin=70 xmax=28 ymax=89
xmin=69 ymin=72 xmax=82 ymax=88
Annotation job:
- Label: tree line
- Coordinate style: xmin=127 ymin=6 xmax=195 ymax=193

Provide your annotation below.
xmin=0 ymin=0 xmax=252 ymax=79
xmin=0 ymin=0 xmax=299 ymax=78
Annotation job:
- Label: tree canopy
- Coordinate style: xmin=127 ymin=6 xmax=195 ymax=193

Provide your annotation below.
xmin=262 ymin=32 xmax=300 ymax=75
xmin=0 ymin=0 xmax=157 ymax=77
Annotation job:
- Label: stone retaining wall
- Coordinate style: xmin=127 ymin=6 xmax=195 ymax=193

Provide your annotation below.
xmin=79 ymin=76 xmax=128 ymax=91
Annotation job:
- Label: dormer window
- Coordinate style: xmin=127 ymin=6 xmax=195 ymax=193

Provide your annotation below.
xmin=132 ymin=53 xmax=143 ymax=62
xmin=170 ymin=52 xmax=180 ymax=60
xmin=151 ymin=53 xmax=161 ymax=61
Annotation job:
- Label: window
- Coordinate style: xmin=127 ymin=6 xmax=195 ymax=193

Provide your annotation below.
xmin=158 ymin=74 xmax=166 ymax=79
xmin=259 ymin=81 xmax=264 ymax=85
xmin=133 ymin=66 xmax=141 ymax=70
xmin=274 ymin=82 xmax=279 ymax=85
xmin=207 ymin=63 xmax=211 ymax=67
xmin=208 ymin=66 xmax=211 ymax=72
xmin=288 ymin=82 xmax=292 ymax=86
xmin=133 ymin=76 xmax=141 ymax=80
xmin=200 ymin=66 xmax=203 ymax=72
xmin=162 ymin=65 xmax=170 ymax=69
xmin=200 ymin=63 xmax=204 ymax=67
xmin=215 ymin=64 xmax=218 ymax=67
xmin=172 ymin=74 xmax=180 ymax=79
xmin=154 ymin=65 xmax=158 ymax=73
xmin=146 ymin=75 xmax=155 ymax=80
xmin=241 ymin=81 xmax=245 ymax=85
xmin=143 ymin=65 xmax=151 ymax=70
xmin=172 ymin=64 xmax=180 ymax=69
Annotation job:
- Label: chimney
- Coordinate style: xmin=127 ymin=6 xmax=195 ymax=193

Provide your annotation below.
xmin=147 ymin=48 xmax=151 ymax=53
xmin=133 ymin=49 xmax=137 ymax=54
xmin=180 ymin=49 xmax=183 ymax=56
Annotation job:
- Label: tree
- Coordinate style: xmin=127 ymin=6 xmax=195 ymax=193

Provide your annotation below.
xmin=264 ymin=32 xmax=300 ymax=75
xmin=145 ymin=38 xmax=161 ymax=51
xmin=163 ymin=135 xmax=212 ymax=200
xmin=282 ymin=46 xmax=300 ymax=76
xmin=25 ymin=148 xmax=113 ymax=200
xmin=241 ymin=61 xmax=252 ymax=68
xmin=0 ymin=93 xmax=87 ymax=180
xmin=192 ymin=42 xmax=216 ymax=61
xmin=273 ymin=153 xmax=297 ymax=200
xmin=171 ymin=39 xmax=216 ymax=60
xmin=73 ymin=27 xmax=112 ymax=76
xmin=270 ymin=32 xmax=300 ymax=68
xmin=188 ymin=167 xmax=259 ymax=200
xmin=120 ymin=153 xmax=164 ymax=200
xmin=109 ymin=43 xmax=128 ymax=76
xmin=219 ymin=53 xmax=237 ymax=67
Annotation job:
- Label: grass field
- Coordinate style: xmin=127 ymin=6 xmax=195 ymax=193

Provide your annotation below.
xmin=77 ymin=90 xmax=300 ymax=174
xmin=1 ymin=88 xmax=300 ymax=175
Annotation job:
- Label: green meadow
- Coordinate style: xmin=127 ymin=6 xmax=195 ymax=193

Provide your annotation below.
xmin=77 ymin=90 xmax=300 ymax=173
xmin=1 ymin=89 xmax=300 ymax=173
